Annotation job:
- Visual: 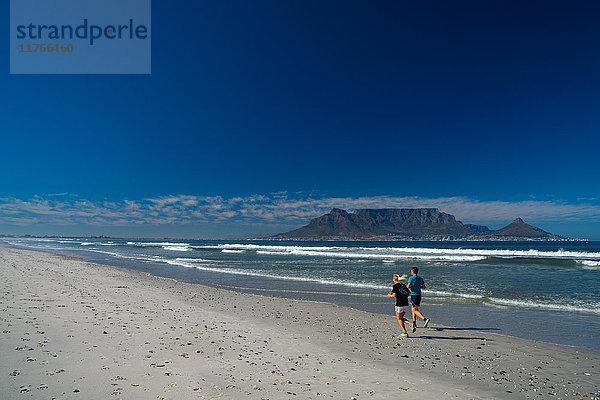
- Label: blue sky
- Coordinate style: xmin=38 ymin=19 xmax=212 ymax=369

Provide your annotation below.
xmin=2 ymin=1 xmax=600 ymax=238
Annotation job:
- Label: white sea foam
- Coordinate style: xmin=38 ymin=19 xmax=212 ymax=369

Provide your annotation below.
xmin=80 ymin=242 xmax=96 ymax=246
xmin=162 ymin=258 xmax=389 ymax=290
xmin=218 ymin=243 xmax=600 ymax=262
xmin=430 ymin=290 xmax=600 ymax=314
xmin=254 ymin=249 xmax=485 ymax=262
xmin=87 ymin=249 xmax=163 ymax=263
xmin=162 ymin=245 xmax=190 ymax=251
xmin=220 ymin=244 xmax=347 ymax=252
xmin=365 ymin=246 xmax=600 ymax=259
xmin=580 ymin=260 xmax=600 ymax=267
xmin=430 ymin=290 xmax=485 ymax=299
xmin=486 ymin=297 xmax=600 ymax=315
xmin=7 ymin=244 xmax=69 ymax=252
xmin=127 ymin=241 xmax=190 ymax=247
xmin=221 ymin=249 xmax=245 ymax=253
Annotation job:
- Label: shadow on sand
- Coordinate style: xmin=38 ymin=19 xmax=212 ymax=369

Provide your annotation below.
xmin=417 ymin=335 xmax=488 ymax=341
xmin=412 ymin=326 xmax=498 ymax=341
xmin=432 ymin=327 xmax=500 ymax=332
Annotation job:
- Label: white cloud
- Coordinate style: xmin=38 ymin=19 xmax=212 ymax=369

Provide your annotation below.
xmin=0 ymin=193 xmax=599 ymax=228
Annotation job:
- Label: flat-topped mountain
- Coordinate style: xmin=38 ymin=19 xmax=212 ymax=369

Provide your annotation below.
xmin=274 ymin=208 xmax=488 ymax=240
xmin=273 ymin=208 xmax=566 ymax=241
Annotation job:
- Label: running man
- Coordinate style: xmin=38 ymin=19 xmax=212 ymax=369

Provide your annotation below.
xmin=407 ymin=266 xmax=430 ymax=332
xmin=387 ymin=274 xmax=411 ymax=338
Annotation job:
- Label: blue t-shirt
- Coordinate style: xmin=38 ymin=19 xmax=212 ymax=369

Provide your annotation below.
xmin=407 ymin=275 xmax=424 ymax=296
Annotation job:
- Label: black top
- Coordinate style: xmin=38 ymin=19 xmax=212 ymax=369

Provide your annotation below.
xmin=392 ymin=283 xmax=409 ymax=307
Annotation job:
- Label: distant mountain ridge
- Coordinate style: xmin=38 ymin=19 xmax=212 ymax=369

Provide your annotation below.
xmin=273 ymin=208 xmax=567 ymax=240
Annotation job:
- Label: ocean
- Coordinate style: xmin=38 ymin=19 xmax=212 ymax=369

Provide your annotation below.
xmin=3 ymin=237 xmax=600 ymax=352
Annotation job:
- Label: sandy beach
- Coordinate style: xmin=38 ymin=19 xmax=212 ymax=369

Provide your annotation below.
xmin=1 ymin=245 xmax=598 ymax=400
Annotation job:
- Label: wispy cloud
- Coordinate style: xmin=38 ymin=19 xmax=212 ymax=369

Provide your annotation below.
xmin=1 ymin=193 xmax=599 ymax=228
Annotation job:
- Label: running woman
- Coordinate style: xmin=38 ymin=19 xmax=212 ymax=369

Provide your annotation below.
xmin=387 ymin=274 xmax=411 ymax=338
xmin=407 ymin=266 xmax=430 ymax=332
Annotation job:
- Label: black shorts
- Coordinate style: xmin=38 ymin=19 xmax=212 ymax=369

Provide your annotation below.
xmin=410 ymin=295 xmax=421 ymax=307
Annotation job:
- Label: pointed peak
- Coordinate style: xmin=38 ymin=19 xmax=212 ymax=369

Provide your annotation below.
xmin=512 ymin=217 xmax=525 ymax=224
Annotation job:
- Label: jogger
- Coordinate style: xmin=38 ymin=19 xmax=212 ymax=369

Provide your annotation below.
xmin=407 ymin=267 xmax=430 ymax=332
xmin=388 ymin=274 xmax=410 ymax=337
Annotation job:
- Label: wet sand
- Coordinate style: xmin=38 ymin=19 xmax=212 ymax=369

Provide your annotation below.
xmin=1 ymin=245 xmax=598 ymax=399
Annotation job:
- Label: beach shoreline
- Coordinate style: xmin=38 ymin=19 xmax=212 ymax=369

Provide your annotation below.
xmin=1 ymin=245 xmax=598 ymax=399
xmin=21 ymin=238 xmax=599 ymax=354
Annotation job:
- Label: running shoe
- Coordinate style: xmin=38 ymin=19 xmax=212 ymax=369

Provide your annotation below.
xmin=400 ymin=333 xmax=409 ymax=338
xmin=410 ymin=322 xmax=416 ymax=333
xmin=423 ymin=318 xmax=430 ymax=328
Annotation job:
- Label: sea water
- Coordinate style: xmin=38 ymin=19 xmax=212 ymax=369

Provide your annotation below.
xmin=4 ymin=238 xmax=600 ymax=351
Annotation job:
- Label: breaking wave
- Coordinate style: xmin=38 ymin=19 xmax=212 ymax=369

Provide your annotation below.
xmin=218 ymin=243 xmax=600 ymax=263
xmin=485 ymin=297 xmax=600 ymax=315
